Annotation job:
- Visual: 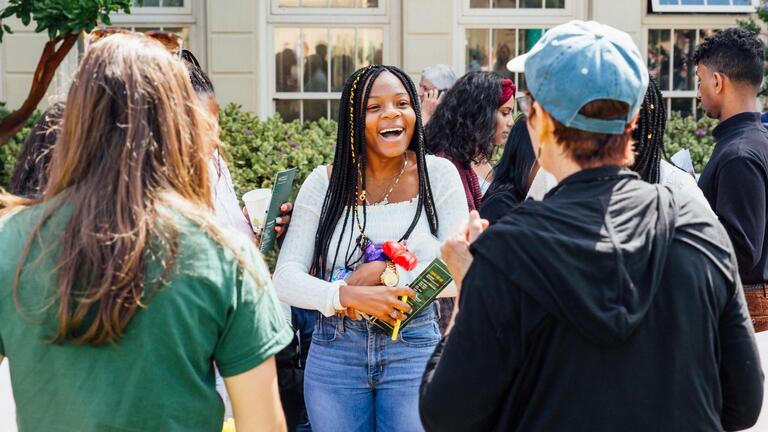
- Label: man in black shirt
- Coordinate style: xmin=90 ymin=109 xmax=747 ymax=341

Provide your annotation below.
xmin=695 ymin=28 xmax=768 ymax=331
xmin=420 ymin=21 xmax=763 ymax=432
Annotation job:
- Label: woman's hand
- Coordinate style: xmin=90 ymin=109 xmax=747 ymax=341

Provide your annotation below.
xmin=345 ymin=261 xmax=387 ymax=287
xmin=440 ymin=211 xmax=489 ymax=295
xmin=339 ymin=284 xmax=416 ymax=326
xmin=420 ymin=88 xmax=444 ymax=125
xmin=274 ymin=202 xmax=293 ymax=239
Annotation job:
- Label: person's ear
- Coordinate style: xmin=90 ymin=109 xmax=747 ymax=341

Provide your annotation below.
xmin=712 ymin=72 xmax=725 ymax=95
xmin=627 ymin=112 xmax=640 ymax=133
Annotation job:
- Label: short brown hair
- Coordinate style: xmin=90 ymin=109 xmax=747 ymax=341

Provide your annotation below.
xmin=551 ymin=99 xmax=633 ymax=167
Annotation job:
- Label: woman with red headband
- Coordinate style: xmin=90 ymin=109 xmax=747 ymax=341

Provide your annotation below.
xmin=425 ymin=72 xmax=515 ymax=333
xmin=426 ymin=72 xmax=516 ymax=212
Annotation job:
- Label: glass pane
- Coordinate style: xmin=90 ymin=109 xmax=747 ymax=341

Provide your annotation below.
xmin=672 ymin=29 xmax=696 ymax=91
xmin=470 ymin=0 xmax=491 ymax=7
xmin=304 ymin=100 xmax=329 ymax=122
xmin=545 ymin=0 xmax=565 ymax=7
xmin=660 ymin=0 xmax=677 ymax=3
xmin=466 ymin=29 xmax=490 ymax=72
xmin=361 ymin=0 xmax=378 ymax=6
xmin=275 ymin=28 xmax=301 ymax=92
xmin=671 ymin=98 xmax=693 ymax=117
xmin=357 ymin=29 xmax=383 ymax=68
xmin=708 ymin=0 xmax=730 ymax=4
xmin=515 ymin=72 xmax=527 ymax=92
xmin=276 ymin=100 xmax=300 ymax=122
xmin=495 ymin=0 xmax=517 ymax=7
xmin=331 ymin=99 xmax=341 ymax=121
xmin=301 ymin=0 xmax=328 ymax=6
xmin=520 ymin=0 xmax=543 ymax=7
xmin=492 ymin=29 xmax=516 ymax=79
xmin=734 ymin=0 xmax=752 ymax=4
xmin=161 ymin=0 xmax=184 ymax=6
xmin=137 ymin=0 xmax=160 ymax=6
xmin=331 ymin=0 xmax=356 ymax=6
xmin=279 ymin=0 xmax=300 ymax=5
xmin=681 ymin=0 xmax=704 ymax=4
xmin=648 ymin=29 xmax=671 ymax=91
xmin=331 ymin=29 xmax=356 ymax=92
xmin=303 ymin=28 xmax=329 ymax=93
xmin=518 ymin=29 xmax=544 ymax=55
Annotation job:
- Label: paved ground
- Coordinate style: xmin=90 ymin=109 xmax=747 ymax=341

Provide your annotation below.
xmin=2 ymin=335 xmax=768 ymax=431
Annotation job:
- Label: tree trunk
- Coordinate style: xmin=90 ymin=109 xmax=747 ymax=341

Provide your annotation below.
xmin=0 ymin=33 xmax=78 ymax=146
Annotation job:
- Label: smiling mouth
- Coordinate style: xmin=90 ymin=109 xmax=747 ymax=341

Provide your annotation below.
xmin=379 ymin=127 xmax=405 ymax=140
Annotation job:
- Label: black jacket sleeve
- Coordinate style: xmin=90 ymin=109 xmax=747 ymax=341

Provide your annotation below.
xmin=419 ymin=257 xmax=521 ymax=432
xmin=719 ymin=278 xmax=764 ymax=431
xmin=715 ymin=157 xmax=767 ymax=275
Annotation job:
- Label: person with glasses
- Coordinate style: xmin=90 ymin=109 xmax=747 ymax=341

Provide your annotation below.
xmin=421 ymin=21 xmax=762 ymax=431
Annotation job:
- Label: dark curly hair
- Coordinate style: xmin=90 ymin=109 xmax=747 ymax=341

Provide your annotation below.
xmin=485 ymin=115 xmax=535 ymax=201
xmin=692 ymin=27 xmax=764 ymax=87
xmin=425 ymin=71 xmax=502 ymax=167
xmin=9 ymin=102 xmax=65 ymax=198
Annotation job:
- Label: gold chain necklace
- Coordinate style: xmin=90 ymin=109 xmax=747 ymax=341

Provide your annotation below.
xmin=364 ymin=154 xmax=408 ymax=206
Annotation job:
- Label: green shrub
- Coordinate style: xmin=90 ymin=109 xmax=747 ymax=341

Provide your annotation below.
xmin=663 ymin=112 xmax=718 ymax=173
xmin=0 ymin=107 xmax=41 ymax=190
xmin=219 ymin=104 xmax=337 ymax=201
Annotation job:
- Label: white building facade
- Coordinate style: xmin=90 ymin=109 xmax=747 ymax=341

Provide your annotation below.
xmin=0 ymin=0 xmax=761 ymax=120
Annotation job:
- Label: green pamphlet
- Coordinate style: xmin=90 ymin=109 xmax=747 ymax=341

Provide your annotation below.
xmin=369 ymin=258 xmax=453 ymax=336
xmin=259 ymin=168 xmax=296 ymax=253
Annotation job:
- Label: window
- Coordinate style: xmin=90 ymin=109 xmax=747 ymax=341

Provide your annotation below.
xmin=274 ymin=27 xmax=384 ymax=122
xmin=647 ymin=28 xmax=719 ymax=117
xmin=277 ymin=0 xmax=379 ymax=7
xmin=469 ymin=0 xmax=565 ymax=8
xmin=650 ymin=0 xmax=757 ymax=13
xmin=465 ymin=28 xmax=546 ymax=90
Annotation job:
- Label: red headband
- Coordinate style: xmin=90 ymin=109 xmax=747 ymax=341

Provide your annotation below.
xmin=500 ymin=79 xmax=516 ymax=106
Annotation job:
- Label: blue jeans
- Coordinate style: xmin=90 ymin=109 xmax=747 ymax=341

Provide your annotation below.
xmin=304 ymin=306 xmax=440 ymax=432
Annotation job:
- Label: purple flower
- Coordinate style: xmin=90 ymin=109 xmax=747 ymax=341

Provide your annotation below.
xmin=695 ymin=128 xmax=707 ymax=137
xmin=289 ymin=142 xmax=299 ymax=149
xmin=277 ymin=149 xmax=285 ymax=156
xmin=243 ymin=129 xmax=254 ymax=135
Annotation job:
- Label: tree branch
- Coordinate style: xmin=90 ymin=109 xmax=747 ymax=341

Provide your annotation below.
xmin=0 ymin=33 xmax=77 ymax=146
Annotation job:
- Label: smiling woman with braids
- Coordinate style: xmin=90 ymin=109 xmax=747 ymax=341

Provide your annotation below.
xmin=273 ymin=65 xmax=467 ymax=430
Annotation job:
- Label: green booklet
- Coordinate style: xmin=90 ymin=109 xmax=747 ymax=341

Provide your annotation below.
xmin=369 ymin=258 xmax=453 ymax=336
xmin=259 ymin=168 xmax=296 ymax=253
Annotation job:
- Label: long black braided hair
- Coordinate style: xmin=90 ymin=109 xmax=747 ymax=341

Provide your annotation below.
xmin=310 ymin=65 xmax=438 ymax=280
xmin=632 ymin=77 xmax=667 ymax=184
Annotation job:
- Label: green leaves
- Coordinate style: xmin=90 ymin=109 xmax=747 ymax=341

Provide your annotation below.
xmin=664 ymin=112 xmax=717 ymax=173
xmin=0 ymin=0 xmax=141 ymax=42
xmin=219 ymin=104 xmax=337 ymax=202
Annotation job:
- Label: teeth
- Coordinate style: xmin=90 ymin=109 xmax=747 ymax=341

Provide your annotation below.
xmin=380 ymin=128 xmax=403 ymax=134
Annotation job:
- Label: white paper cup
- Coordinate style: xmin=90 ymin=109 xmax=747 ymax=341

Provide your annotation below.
xmin=242 ymin=188 xmax=272 ymax=233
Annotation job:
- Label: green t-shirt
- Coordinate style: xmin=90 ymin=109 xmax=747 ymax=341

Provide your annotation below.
xmin=0 ymin=203 xmax=293 ymax=431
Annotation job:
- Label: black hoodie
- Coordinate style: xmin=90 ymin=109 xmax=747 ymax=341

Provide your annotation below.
xmin=420 ymin=166 xmax=763 ymax=432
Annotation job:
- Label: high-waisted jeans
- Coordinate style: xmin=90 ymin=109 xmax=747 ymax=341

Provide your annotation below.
xmin=304 ymin=306 xmax=440 ymax=432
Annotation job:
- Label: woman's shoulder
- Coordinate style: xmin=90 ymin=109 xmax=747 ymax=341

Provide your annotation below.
xmin=426 ymin=154 xmax=459 ymax=176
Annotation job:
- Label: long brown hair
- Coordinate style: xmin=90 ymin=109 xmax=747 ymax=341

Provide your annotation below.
xmin=2 ymin=33 xmax=257 ymax=345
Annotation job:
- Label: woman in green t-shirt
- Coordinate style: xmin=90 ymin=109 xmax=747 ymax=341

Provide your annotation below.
xmin=0 ymin=33 xmax=292 ymax=432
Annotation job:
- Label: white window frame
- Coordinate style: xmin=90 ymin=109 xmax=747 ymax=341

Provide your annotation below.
xmin=456 ymin=0 xmax=587 ymax=75
xmin=266 ymin=1 xmax=400 ymax=121
xmin=270 ymin=0 xmax=388 ymax=17
xmin=650 ymin=0 xmax=758 ymax=14
xmin=643 ymin=26 xmax=726 ymax=118
xmin=127 ymin=1 xmax=193 ymax=16
xmin=461 ymin=0 xmax=580 ymax=20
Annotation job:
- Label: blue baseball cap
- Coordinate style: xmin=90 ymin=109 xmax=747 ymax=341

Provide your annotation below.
xmin=523 ymin=20 xmax=649 ymax=134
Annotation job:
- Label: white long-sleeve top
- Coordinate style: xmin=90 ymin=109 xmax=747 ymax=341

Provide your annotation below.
xmin=273 ymin=155 xmax=469 ymax=317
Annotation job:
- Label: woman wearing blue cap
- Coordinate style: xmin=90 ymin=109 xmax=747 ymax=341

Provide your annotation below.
xmin=420 ymin=20 xmax=762 ymax=432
